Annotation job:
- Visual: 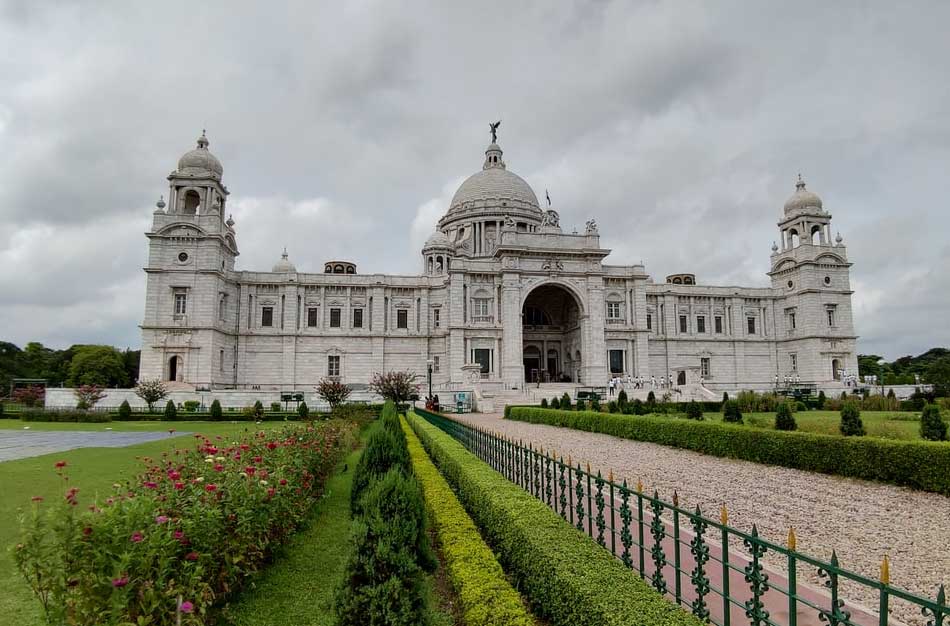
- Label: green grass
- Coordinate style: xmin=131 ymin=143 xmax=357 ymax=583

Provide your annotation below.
xmin=222 ymin=440 xmax=364 ymax=625
xmin=699 ymin=410 xmax=923 ymax=440
xmin=0 ymin=420 xmax=305 ymax=626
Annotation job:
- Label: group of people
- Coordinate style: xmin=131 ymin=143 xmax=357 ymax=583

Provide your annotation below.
xmin=775 ymin=374 xmax=802 ymax=387
xmin=607 ymin=373 xmax=692 ymax=395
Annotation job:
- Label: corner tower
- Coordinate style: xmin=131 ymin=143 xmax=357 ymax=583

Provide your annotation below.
xmin=768 ymin=175 xmax=858 ymax=384
xmin=138 ymin=132 xmax=240 ymax=388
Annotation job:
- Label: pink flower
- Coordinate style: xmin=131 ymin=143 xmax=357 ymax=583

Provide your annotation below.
xmin=279 ymin=478 xmax=288 ymax=486
xmin=54 ymin=460 xmax=67 ymax=468
xmin=179 ymin=600 xmax=194 ymax=614
xmin=167 ymin=470 xmax=181 ymax=480
xmin=173 ymin=529 xmax=185 ymax=540
xmin=184 ymin=551 xmax=199 ymax=561
xmin=155 ymin=515 xmax=169 ymax=525
xmin=204 ymin=484 xmax=217 ymax=492
xmin=173 ymin=481 xmax=185 ymax=490
xmin=213 ymin=463 xmax=224 ymax=472
xmin=130 ymin=531 xmax=143 ymax=543
xmin=143 ymin=481 xmax=158 ymax=489
xmin=112 ymin=576 xmax=129 ymax=587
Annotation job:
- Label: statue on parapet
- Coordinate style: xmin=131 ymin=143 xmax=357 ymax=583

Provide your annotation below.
xmin=585 ymin=219 xmax=598 ymax=235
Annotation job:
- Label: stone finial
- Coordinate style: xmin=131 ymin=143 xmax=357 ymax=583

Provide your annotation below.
xmin=771 ymin=241 xmax=778 ymax=253
xmin=197 ymin=129 xmax=209 ymax=149
xmin=155 ymin=195 xmax=166 ymax=212
xmin=835 ymin=232 xmax=843 ymax=245
xmin=226 ymin=214 xmax=235 ymax=228
xmin=796 ymin=172 xmax=806 ymax=191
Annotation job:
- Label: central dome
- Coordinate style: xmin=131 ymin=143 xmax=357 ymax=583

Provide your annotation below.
xmin=442 ymin=140 xmax=543 ymax=227
xmin=177 ymin=131 xmax=223 ymax=177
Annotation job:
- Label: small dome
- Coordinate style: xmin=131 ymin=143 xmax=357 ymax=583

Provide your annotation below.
xmin=423 ymin=230 xmax=453 ymax=250
xmin=272 ymin=248 xmax=296 ymax=273
xmin=177 ymin=131 xmax=224 ymax=177
xmin=784 ymin=174 xmax=822 ymax=215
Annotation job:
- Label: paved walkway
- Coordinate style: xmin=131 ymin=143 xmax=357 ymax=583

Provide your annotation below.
xmin=0 ymin=430 xmax=187 ymax=462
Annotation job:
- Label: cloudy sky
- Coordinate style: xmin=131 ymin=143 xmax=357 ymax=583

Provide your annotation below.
xmin=1 ymin=1 xmax=948 ymax=359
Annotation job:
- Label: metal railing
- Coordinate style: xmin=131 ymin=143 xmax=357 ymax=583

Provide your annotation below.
xmin=413 ymin=408 xmax=947 ymax=626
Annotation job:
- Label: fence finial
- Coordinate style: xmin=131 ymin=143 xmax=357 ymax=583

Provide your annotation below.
xmin=586 ymin=462 xmax=591 ymax=473
xmin=672 ymin=491 xmax=679 ymax=507
xmin=880 ymin=555 xmax=890 ymax=585
xmin=608 ymin=469 xmax=613 ymax=482
xmin=636 ymin=478 xmax=643 ymax=493
xmin=720 ymin=503 xmax=728 ymax=524
xmin=787 ymin=527 xmax=796 ymax=550
xmin=568 ymin=454 xmax=572 ymax=466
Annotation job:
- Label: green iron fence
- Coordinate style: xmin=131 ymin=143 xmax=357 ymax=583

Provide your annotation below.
xmin=412 ymin=408 xmax=947 ymax=626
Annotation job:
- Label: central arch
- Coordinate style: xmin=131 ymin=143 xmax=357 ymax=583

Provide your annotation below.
xmin=521 ymin=282 xmax=585 ymax=383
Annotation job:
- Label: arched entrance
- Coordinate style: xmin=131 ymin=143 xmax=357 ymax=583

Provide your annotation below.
xmin=832 ymin=358 xmax=841 ymax=381
xmin=522 ymin=283 xmax=584 ymax=383
xmin=677 ymin=371 xmax=687 ymax=386
xmin=168 ymin=355 xmax=182 ymax=382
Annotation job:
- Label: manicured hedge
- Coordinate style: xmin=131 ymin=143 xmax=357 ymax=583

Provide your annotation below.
xmin=407 ymin=411 xmax=701 ymax=626
xmin=20 ymin=409 xmax=112 ymax=423
xmin=506 ymin=407 xmax=950 ymax=496
xmin=400 ymin=416 xmax=536 ymax=626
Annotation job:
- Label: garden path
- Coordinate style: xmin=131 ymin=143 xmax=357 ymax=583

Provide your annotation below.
xmin=454 ymin=412 xmax=949 ymax=626
xmin=0 ymin=430 xmax=187 ymax=462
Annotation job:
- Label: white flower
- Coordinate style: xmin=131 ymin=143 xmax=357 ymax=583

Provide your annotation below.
xmin=204 ymin=458 xmax=214 ymax=463
xmin=215 ymin=456 xmax=225 ymax=462
xmin=259 ymin=480 xmax=268 ymax=486
xmin=195 ymin=477 xmax=204 ymax=483
xmin=239 ymin=472 xmax=247 ymax=479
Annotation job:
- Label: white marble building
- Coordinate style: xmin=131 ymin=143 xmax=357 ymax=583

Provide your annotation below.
xmin=138 ymin=129 xmax=859 ymax=395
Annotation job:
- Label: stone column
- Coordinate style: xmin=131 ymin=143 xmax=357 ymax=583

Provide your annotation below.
xmin=582 ymin=278 xmax=607 ymax=385
xmin=500 ymin=272 xmax=523 ymax=388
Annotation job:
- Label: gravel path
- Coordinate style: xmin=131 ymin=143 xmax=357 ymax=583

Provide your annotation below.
xmin=454 ymin=412 xmax=949 ymax=626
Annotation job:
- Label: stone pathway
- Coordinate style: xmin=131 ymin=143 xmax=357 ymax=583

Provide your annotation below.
xmin=452 ymin=412 xmax=949 ymax=626
xmin=0 ymin=430 xmax=187 ymax=462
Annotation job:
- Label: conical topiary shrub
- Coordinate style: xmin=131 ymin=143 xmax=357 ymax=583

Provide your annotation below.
xmin=839 ymin=402 xmax=865 ymax=436
xmin=163 ymin=400 xmax=177 ymax=421
xmin=722 ymin=400 xmax=742 ymax=424
xmin=774 ymin=401 xmax=797 ymax=431
xmin=561 ymin=392 xmax=572 ymax=411
xmin=920 ymin=404 xmax=948 ymax=441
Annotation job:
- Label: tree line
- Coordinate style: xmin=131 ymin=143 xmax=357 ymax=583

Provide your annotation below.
xmin=0 ymin=341 xmax=140 ymax=394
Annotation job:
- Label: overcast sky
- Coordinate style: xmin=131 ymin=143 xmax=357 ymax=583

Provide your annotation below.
xmin=1 ymin=1 xmax=948 ymax=360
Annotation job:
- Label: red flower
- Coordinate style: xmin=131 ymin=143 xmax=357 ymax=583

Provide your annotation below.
xmin=266 ymin=442 xmax=277 ymax=450
xmin=244 ymin=466 xmax=256 ymax=475
xmin=204 ymin=484 xmax=217 ymax=492
xmin=83 ymin=526 xmax=93 ymax=536
xmin=112 ymin=576 xmax=129 ymax=588
xmin=54 ymin=460 xmax=67 ymax=468
xmin=279 ymin=478 xmax=288 ymax=486
xmin=266 ymin=487 xmax=276 ymax=498
xmin=213 ymin=463 xmax=224 ymax=472
xmin=173 ymin=482 xmax=185 ymax=490
xmin=167 ymin=470 xmax=181 ymax=480
xmin=143 ymin=481 xmax=158 ymax=489
xmin=31 ymin=496 xmax=44 ymax=502
xmin=130 ymin=531 xmax=144 ymax=543
xmin=184 ymin=551 xmax=199 ymax=561
xmin=252 ymin=455 xmax=262 ymax=463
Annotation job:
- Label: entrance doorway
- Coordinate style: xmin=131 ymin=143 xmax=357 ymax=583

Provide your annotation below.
xmin=832 ymin=358 xmax=841 ymax=380
xmin=522 ymin=283 xmax=583 ymax=383
xmin=168 ymin=355 xmax=182 ymax=382
xmin=677 ymin=371 xmax=687 ymax=386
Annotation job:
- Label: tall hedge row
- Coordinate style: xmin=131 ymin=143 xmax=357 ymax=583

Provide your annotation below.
xmin=407 ymin=411 xmax=702 ymax=626
xmin=505 ymin=408 xmax=950 ymax=495
xmin=400 ymin=416 xmax=536 ymax=626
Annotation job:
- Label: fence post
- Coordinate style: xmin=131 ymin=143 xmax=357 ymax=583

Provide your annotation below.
xmin=742 ymin=525 xmax=770 ymax=626
xmin=595 ymin=470 xmax=606 ymax=547
xmin=620 ymin=479 xmax=633 ymax=568
xmin=558 ymin=456 xmax=568 ymax=520
xmin=721 ymin=505 xmax=731 ymax=626
xmin=690 ymin=505 xmax=711 ymax=621
xmin=575 ymin=462 xmax=585 ymax=532
xmin=817 ymin=551 xmax=850 ymax=626
xmin=673 ymin=491 xmax=682 ymax=605
xmin=788 ymin=528 xmax=798 ymax=626
xmin=650 ymin=490 xmax=668 ymax=595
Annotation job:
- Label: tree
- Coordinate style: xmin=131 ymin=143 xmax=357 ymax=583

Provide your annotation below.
xmin=550 ymin=396 xmax=560 ymax=409
xmin=817 ymin=390 xmax=826 ymax=409
xmin=67 ymin=345 xmax=128 ymax=387
xmin=560 ymin=392 xmax=571 ymax=410
xmin=253 ymin=400 xmax=264 ymax=418
xmin=839 ymin=402 xmax=865 ymax=436
xmin=925 ymin=356 xmax=950 ymax=398
xmin=13 ymin=385 xmax=45 ymax=408
xmin=163 ymin=400 xmax=177 ymax=421
xmin=118 ymin=399 xmax=132 ymax=420
xmin=722 ymin=400 xmax=743 ymax=423
xmin=316 ymin=377 xmax=352 ymax=408
xmin=617 ymin=389 xmax=628 ymax=408
xmin=920 ymin=404 xmax=948 ymax=441
xmin=590 ymin=397 xmax=601 ymax=412
xmin=369 ymin=371 xmax=420 ymax=407
xmin=135 ymin=379 xmax=168 ymax=412
xmin=540 ymin=398 xmax=548 ymax=409
xmin=210 ymin=399 xmax=223 ymax=420
xmin=74 ymin=384 xmax=106 ymax=410
xmin=774 ymin=401 xmax=797 ymax=431
xmin=722 ymin=391 xmax=729 ymax=403
xmin=297 ymin=401 xmax=309 ymax=419
xmin=685 ymin=401 xmax=703 ymax=420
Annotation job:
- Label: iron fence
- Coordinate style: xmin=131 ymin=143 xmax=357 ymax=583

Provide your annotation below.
xmin=412 ymin=408 xmax=947 ymax=626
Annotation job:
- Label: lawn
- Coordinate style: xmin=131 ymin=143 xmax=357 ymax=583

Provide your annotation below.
xmin=701 ymin=410 xmax=923 ymax=440
xmin=0 ymin=420 xmax=305 ymax=626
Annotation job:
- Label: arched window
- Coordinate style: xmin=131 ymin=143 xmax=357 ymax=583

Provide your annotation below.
xmin=523 ymin=306 xmax=551 ymax=326
xmin=684 ymin=276 xmax=694 ymax=285
xmin=346 ymin=266 xmax=355 ymax=274
xmin=427 ymin=257 xmax=434 ymax=274
xmin=789 ymin=229 xmax=801 ymax=248
xmin=811 ymin=225 xmax=822 ymax=245
xmin=672 ymin=277 xmax=682 ymax=284
xmin=182 ymin=190 xmax=201 ymax=215
xmin=435 ymin=256 xmax=444 ymax=273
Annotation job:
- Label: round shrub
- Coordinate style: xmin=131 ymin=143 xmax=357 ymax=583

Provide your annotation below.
xmin=722 ymin=400 xmax=742 ymax=423
xmin=253 ymin=400 xmax=264 ymax=418
xmin=590 ymin=398 xmax=601 ymax=412
xmin=297 ymin=401 xmax=309 ymax=419
xmin=774 ymin=401 xmax=797 ymax=431
xmin=722 ymin=391 xmax=729 ymax=403
xmin=632 ymin=398 xmax=645 ymax=415
xmin=560 ymin=392 xmax=572 ymax=410
xmin=839 ymin=402 xmax=865 ymax=436
xmin=608 ymin=400 xmax=618 ymax=413
xmin=117 ymin=399 xmax=132 ymax=420
xmin=163 ymin=400 xmax=177 ymax=421
xmin=920 ymin=404 xmax=948 ymax=441
xmin=210 ymin=399 xmax=223 ymax=421
xmin=685 ymin=401 xmax=704 ymax=420
xmin=795 ymin=401 xmax=808 ymax=412
xmin=550 ymin=397 xmax=560 ymax=410
xmin=617 ymin=389 xmax=628 ymax=408
xmin=576 ymin=399 xmax=585 ymax=412
xmin=540 ymin=398 xmax=548 ymax=409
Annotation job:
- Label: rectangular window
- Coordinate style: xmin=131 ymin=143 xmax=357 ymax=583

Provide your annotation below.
xmin=352 ymin=308 xmax=363 ymax=328
xmin=827 ymin=309 xmax=836 ymax=327
xmin=608 ymin=349 xmax=624 ymax=375
xmin=307 ymin=307 xmax=318 ymax=327
xmin=397 ymin=309 xmax=408 ymax=329
xmin=433 ymin=356 xmax=440 ymax=373
xmin=218 ymin=295 xmax=226 ymax=320
xmin=433 ymin=307 xmax=441 ymax=328
xmin=261 ymin=306 xmax=273 ymax=327
xmin=701 ymin=357 xmax=710 ymax=377
xmin=697 ymin=315 xmax=706 ymax=333
xmin=472 ymin=348 xmax=491 ymax=374
xmin=714 ymin=315 xmax=723 ymax=334
xmin=327 ymin=354 xmax=340 ymax=377
xmin=329 ymin=308 xmax=341 ymax=328
xmin=174 ymin=293 xmax=187 ymax=315
xmin=646 ymin=314 xmax=652 ymax=330
xmin=220 ymin=349 xmax=225 ymax=373
xmin=790 ymin=354 xmax=798 ymax=371
xmin=747 ymin=316 xmax=756 ymax=335
xmin=607 ymin=302 xmax=622 ymax=319
xmin=790 ymin=312 xmax=797 ymax=330
xmin=472 ymin=298 xmax=491 ymax=321
xmin=679 ymin=315 xmax=688 ymax=333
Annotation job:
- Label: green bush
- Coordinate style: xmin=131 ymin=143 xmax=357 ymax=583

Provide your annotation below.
xmin=839 ymin=403 xmax=865 ymax=437
xmin=540 ymin=398 xmax=548 ymax=409
xmin=505 ymin=407 xmax=950 ymax=496
xmin=920 ymin=404 xmax=948 ymax=441
xmin=210 ymin=399 xmax=223 ymax=420
xmin=722 ymin=391 xmax=729 ymax=403
xmin=646 ymin=391 xmax=656 ymax=408
xmin=685 ymin=401 xmax=703 ymax=420
xmin=335 ymin=468 xmax=437 ymax=626
xmin=722 ymin=400 xmax=742 ymax=423
xmin=607 ymin=400 xmax=618 ymax=414
xmin=117 ymin=400 xmax=132 ymax=420
xmin=253 ymin=400 xmax=264 ymax=418
xmin=550 ymin=397 xmax=560 ymax=410
xmin=401 ymin=417 xmax=536 ymax=626
xmin=182 ymin=400 xmax=200 ymax=412
xmin=795 ymin=401 xmax=808 ymax=412
xmin=774 ymin=401 xmax=797 ymax=431
xmin=632 ymin=398 xmax=645 ymax=415
xmin=350 ymin=424 xmax=410 ymax=513
xmin=575 ymin=399 xmax=585 ymax=412
xmin=297 ymin=401 xmax=309 ymax=419
xmin=816 ymin=390 xmax=826 ymax=409
xmin=590 ymin=398 xmax=601 ymax=412
xmin=408 ymin=411 xmax=701 ymax=626
xmin=617 ymin=389 xmax=628 ymax=408
xmin=163 ymin=400 xmax=177 ymax=421
xmin=20 ymin=410 xmax=112 ymax=423
xmin=270 ymin=402 xmax=282 ymax=412
xmin=560 ymin=392 xmax=571 ymax=411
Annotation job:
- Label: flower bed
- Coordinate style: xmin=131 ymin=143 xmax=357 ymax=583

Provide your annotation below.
xmin=505 ymin=407 xmax=950 ymax=495
xmin=400 ymin=415 xmax=535 ymax=626
xmin=15 ymin=420 xmax=358 ymax=625
xmin=407 ymin=411 xmax=701 ymax=626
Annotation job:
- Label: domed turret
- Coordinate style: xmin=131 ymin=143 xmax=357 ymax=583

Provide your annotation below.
xmin=423 ymin=230 xmax=453 ymax=251
xmin=783 ymin=174 xmax=823 ymax=215
xmin=272 ymin=248 xmax=296 ymax=273
xmin=177 ymin=130 xmax=224 ymax=178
